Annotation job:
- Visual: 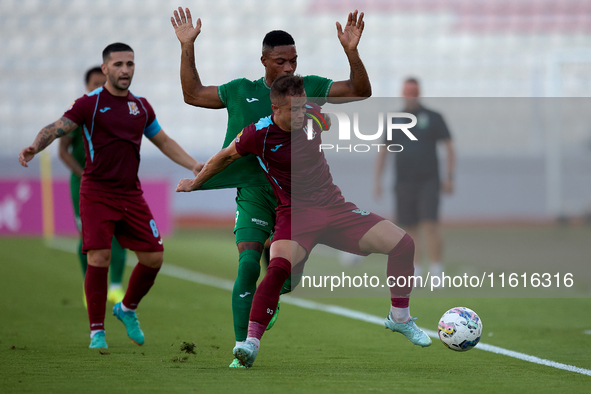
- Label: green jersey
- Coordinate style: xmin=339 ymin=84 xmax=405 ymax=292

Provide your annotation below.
xmin=200 ymin=75 xmax=333 ymax=190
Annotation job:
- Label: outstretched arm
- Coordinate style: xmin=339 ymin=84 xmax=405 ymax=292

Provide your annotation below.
xmin=171 ymin=7 xmax=224 ymax=108
xmin=58 ymin=134 xmax=84 ymax=177
xmin=19 ymin=116 xmax=78 ymax=167
xmin=176 ymin=140 xmax=242 ymax=192
xmin=149 ymin=129 xmax=203 ymax=176
xmin=328 ymin=10 xmax=372 ymax=99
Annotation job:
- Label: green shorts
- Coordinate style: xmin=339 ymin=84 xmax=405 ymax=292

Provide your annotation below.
xmin=234 ymin=186 xmax=277 ymax=243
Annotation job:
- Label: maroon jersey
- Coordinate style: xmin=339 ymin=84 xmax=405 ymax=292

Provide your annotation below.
xmin=234 ymin=103 xmax=342 ymax=210
xmin=63 ymin=87 xmax=161 ymax=196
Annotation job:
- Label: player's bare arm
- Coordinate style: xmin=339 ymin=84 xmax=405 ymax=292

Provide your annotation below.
xmin=58 ymin=134 xmax=84 ymax=177
xmin=176 ymin=140 xmax=242 ymax=192
xmin=19 ymin=116 xmax=78 ymax=167
xmin=149 ymin=129 xmax=204 ymax=176
xmin=328 ymin=10 xmax=372 ymax=99
xmin=171 ymin=7 xmax=224 ymax=109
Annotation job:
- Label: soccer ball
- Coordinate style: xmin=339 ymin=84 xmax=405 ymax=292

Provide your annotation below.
xmin=437 ymin=307 xmax=482 ymax=351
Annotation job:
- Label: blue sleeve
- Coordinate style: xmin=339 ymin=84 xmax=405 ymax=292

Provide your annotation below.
xmin=144 ymin=117 xmax=161 ymax=138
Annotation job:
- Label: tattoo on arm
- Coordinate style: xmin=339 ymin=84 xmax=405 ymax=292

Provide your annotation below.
xmin=35 ymin=117 xmax=77 ymax=152
xmin=350 ymin=59 xmax=366 ymax=82
xmin=189 ymin=56 xmax=199 ymax=82
xmin=38 ymin=135 xmax=49 ymax=151
xmin=59 ymin=117 xmax=75 ymax=136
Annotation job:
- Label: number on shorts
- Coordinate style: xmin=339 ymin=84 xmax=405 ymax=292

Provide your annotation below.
xmin=149 ymin=219 xmax=159 ymax=238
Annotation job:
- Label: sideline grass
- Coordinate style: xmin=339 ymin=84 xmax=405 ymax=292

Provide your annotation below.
xmin=1 ymin=229 xmax=590 ymax=393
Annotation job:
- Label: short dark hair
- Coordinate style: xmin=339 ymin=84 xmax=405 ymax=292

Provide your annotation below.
xmin=85 ymin=66 xmax=103 ymax=85
xmin=270 ymin=74 xmax=305 ymax=103
xmin=404 ymin=77 xmax=420 ymax=85
xmin=102 ymin=43 xmax=134 ymax=62
xmin=262 ymin=30 xmax=295 ymax=55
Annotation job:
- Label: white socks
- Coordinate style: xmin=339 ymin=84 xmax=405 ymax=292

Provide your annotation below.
xmin=245 ymin=337 xmax=260 ymax=350
xmin=120 ymin=303 xmax=134 ymax=312
xmin=90 ymin=329 xmax=104 ymax=338
xmin=390 ymin=306 xmax=410 ymax=323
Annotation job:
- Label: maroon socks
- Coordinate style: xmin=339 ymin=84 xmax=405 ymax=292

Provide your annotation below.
xmin=122 ymin=263 xmax=161 ymax=310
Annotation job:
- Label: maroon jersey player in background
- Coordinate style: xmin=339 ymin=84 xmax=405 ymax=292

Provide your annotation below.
xmin=19 ymin=43 xmax=203 ymax=349
xmin=177 ymin=74 xmax=431 ymax=368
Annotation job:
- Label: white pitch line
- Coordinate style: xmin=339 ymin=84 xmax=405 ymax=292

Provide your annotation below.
xmin=47 ymin=239 xmax=591 ymax=377
xmin=157 ymin=264 xmax=591 ymax=377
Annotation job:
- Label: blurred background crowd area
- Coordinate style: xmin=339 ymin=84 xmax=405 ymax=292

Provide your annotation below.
xmin=1 ymin=0 xmax=591 ymax=223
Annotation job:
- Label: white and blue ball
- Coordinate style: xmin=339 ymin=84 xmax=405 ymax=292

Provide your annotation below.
xmin=438 ymin=307 xmax=482 ymax=351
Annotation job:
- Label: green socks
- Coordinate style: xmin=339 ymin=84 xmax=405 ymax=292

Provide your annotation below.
xmin=232 ymin=249 xmax=262 ymax=342
xmin=109 ymin=237 xmax=126 ymax=285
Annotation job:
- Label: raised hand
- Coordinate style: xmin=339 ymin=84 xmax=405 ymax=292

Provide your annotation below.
xmin=336 ymin=10 xmax=365 ymax=53
xmin=171 ymin=7 xmax=202 ymax=45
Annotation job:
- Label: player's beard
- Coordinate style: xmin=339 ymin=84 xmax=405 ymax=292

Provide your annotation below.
xmin=109 ymin=73 xmax=132 ymax=92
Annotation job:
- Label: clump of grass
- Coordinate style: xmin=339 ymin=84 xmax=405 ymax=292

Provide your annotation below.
xmin=180 ymin=341 xmax=196 ymax=354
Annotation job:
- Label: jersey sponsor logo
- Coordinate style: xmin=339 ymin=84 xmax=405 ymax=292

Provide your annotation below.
xmin=235 ymin=130 xmax=243 ymax=143
xmin=235 ymin=211 xmax=239 ymax=224
xmin=352 ymin=209 xmax=370 ymax=216
xmin=128 ymin=101 xmax=140 ymax=115
xmin=270 ymin=144 xmax=282 ymax=152
xmin=246 ymin=98 xmax=259 ymax=103
xmin=99 ymin=107 xmax=111 ymax=113
xmin=251 ymin=218 xmax=268 ymax=227
xmin=239 ymin=292 xmax=251 ymax=298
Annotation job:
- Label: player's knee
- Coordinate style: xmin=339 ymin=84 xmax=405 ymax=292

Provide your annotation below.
xmin=268 ymin=257 xmax=291 ymax=276
xmin=137 ymin=251 xmax=163 ymax=268
xmin=389 ymin=233 xmax=415 ymax=261
xmin=237 ymin=241 xmax=264 ymax=254
xmin=238 ymin=250 xmax=262 ymax=283
xmin=87 ymin=249 xmax=111 ymax=267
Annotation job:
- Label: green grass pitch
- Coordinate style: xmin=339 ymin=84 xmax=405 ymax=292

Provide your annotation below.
xmin=1 ymin=228 xmax=590 ymax=393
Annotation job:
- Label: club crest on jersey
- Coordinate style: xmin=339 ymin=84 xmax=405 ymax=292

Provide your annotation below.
xmin=304 ymin=122 xmax=317 ymax=139
xmin=235 ymin=130 xmax=243 ymax=143
xmin=128 ymin=101 xmax=140 ymax=115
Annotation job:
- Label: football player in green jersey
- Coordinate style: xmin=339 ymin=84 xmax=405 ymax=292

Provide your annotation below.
xmin=171 ymin=6 xmax=371 ymax=368
xmin=58 ymin=67 xmax=127 ymax=307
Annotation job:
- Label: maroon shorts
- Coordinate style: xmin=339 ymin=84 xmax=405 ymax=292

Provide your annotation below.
xmin=273 ymin=201 xmax=385 ymax=256
xmin=80 ymin=192 xmax=164 ymax=253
